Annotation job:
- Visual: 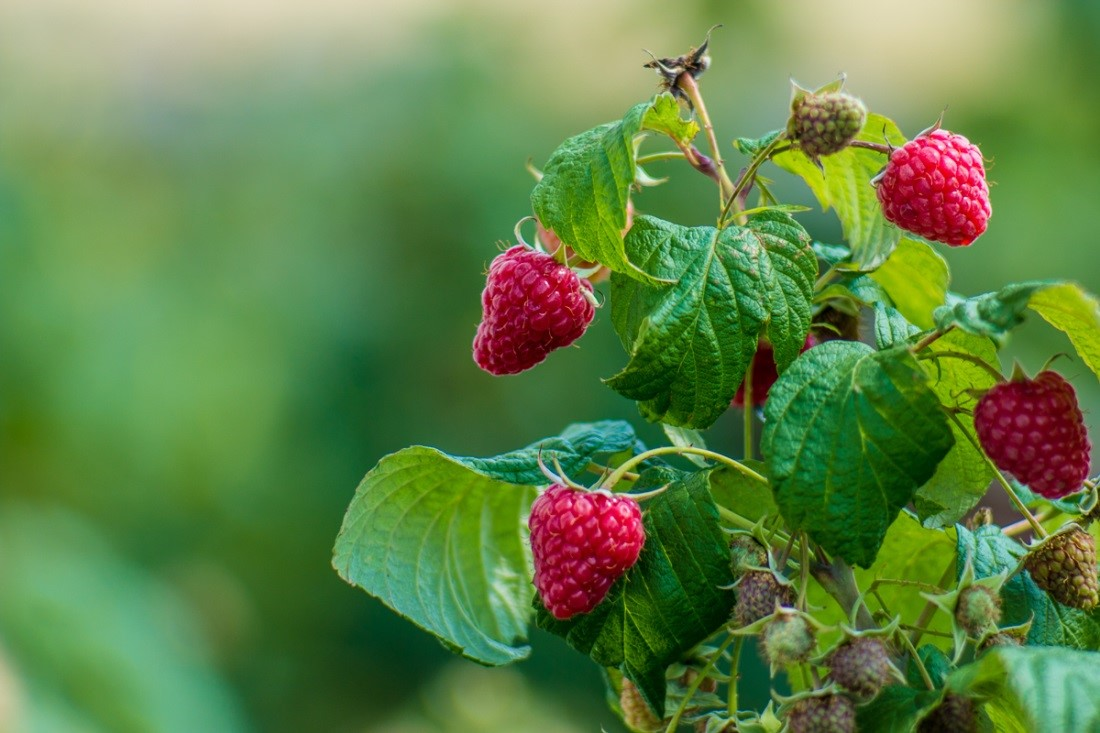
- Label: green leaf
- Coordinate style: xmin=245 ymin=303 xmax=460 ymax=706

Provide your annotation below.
xmin=870 ymin=238 xmax=950 ymax=329
xmin=914 ymin=644 xmax=953 ymax=689
xmin=333 ymin=447 xmax=537 ymax=666
xmin=608 ymin=211 xmax=816 ymax=428
xmin=856 ymin=685 xmax=940 ymax=733
xmin=735 ymin=129 xmax=782 ymax=157
xmin=956 ymin=524 xmax=1100 ymax=649
xmin=708 ymin=460 xmax=776 ymax=523
xmin=933 ymin=280 xmax=1050 ymax=338
xmin=536 ymin=468 xmax=735 ymax=714
xmin=1028 ymin=282 xmax=1100 ymax=380
xmin=662 ymin=423 xmax=710 ymax=468
xmin=914 ymin=331 xmax=999 ymax=528
xmin=761 ymin=342 xmax=955 ymax=567
xmin=531 ymin=95 xmax=697 ymax=283
xmin=773 ymin=113 xmax=906 ymax=270
xmin=948 ymin=646 xmax=1100 ymax=732
xmin=459 ymin=420 xmax=641 ymax=485
xmin=874 ymin=301 xmax=921 ymax=350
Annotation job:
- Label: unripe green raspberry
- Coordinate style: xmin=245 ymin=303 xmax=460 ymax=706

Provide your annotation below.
xmin=762 ymin=612 xmax=815 ymax=668
xmin=955 ymin=585 xmax=1002 ymax=636
xmin=786 ymin=694 xmax=856 ymax=733
xmin=733 ymin=570 xmax=792 ymax=627
xmin=620 ymin=678 xmax=662 ymax=732
xmin=1024 ymin=526 xmax=1099 ymax=611
xmin=826 ymin=637 xmax=896 ymax=699
xmin=788 ymin=92 xmax=866 ymax=159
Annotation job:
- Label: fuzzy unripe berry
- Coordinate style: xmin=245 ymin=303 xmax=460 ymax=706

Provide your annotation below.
xmin=788 ymin=92 xmax=866 ymax=159
xmin=955 ymin=585 xmax=1002 ymax=636
xmin=761 ymin=613 xmax=815 ymax=668
xmin=917 ymin=693 xmax=979 ymax=733
xmin=1024 ymin=526 xmax=1099 ymax=611
xmin=733 ymin=570 xmax=792 ymax=627
xmin=826 ymin=637 xmax=896 ymax=699
xmin=786 ymin=694 xmax=856 ymax=733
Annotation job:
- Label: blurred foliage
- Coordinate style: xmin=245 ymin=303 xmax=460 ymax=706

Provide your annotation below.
xmin=0 ymin=1 xmax=1096 ymax=731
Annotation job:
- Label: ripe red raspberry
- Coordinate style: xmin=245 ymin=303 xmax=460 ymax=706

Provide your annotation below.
xmin=472 ymin=246 xmax=595 ymax=376
xmin=974 ymin=371 xmax=1091 ymax=499
xmin=528 ymin=485 xmax=645 ymax=620
xmin=732 ymin=334 xmax=817 ymax=408
xmin=875 ymin=129 xmax=991 ymax=246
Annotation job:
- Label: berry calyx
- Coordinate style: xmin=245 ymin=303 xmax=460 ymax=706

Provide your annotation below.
xmin=826 ymin=637 xmax=897 ymax=699
xmin=528 ymin=484 xmax=646 ymax=620
xmin=875 ymin=128 xmax=991 ymax=246
xmin=955 ymin=585 xmax=1002 ymax=636
xmin=473 ymin=245 xmax=596 ymax=376
xmin=1023 ymin=525 xmax=1099 ymax=611
xmin=788 ymin=92 xmax=866 ymax=160
xmin=786 ymin=694 xmax=856 ymax=733
xmin=732 ymin=334 xmax=817 ymax=409
xmin=973 ymin=370 xmax=1091 ymax=499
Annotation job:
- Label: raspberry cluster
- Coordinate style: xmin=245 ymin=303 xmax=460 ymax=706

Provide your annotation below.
xmin=473 ymin=246 xmax=595 ymax=375
xmin=528 ymin=485 xmax=646 ymax=620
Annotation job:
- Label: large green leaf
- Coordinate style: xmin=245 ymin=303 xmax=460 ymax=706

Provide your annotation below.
xmin=870 ymin=238 xmax=950 ymax=329
xmin=530 ymin=94 xmax=698 ymax=282
xmin=773 ymin=113 xmax=906 ymax=270
xmin=708 ymin=460 xmax=776 ymax=523
xmin=761 ymin=342 xmax=955 ymax=567
xmin=333 ymin=447 xmax=536 ymax=666
xmin=956 ymin=524 xmax=1100 ymax=648
xmin=949 ymin=647 xmax=1100 ymax=732
xmin=874 ymin=301 xmax=921 ymax=350
xmin=608 ymin=210 xmax=816 ymax=428
xmin=914 ymin=331 xmax=999 ymax=528
xmin=536 ymin=468 xmax=734 ymax=714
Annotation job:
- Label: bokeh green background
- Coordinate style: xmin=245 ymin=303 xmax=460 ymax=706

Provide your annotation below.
xmin=1 ymin=1 xmax=1097 ymax=731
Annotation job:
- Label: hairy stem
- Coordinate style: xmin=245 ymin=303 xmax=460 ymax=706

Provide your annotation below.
xmin=604 ymin=446 xmax=768 ymax=490
xmin=897 ymin=629 xmax=936 ymax=690
xmin=727 ymin=636 xmax=745 ymax=718
xmin=909 ymin=559 xmax=956 ymax=648
xmin=675 ymin=72 xmax=735 ymax=206
xmin=811 ymin=555 xmax=875 ymax=630
xmin=743 ymin=365 xmax=754 ymax=461
xmin=917 ymin=350 xmax=1005 ymax=383
xmin=849 ymin=139 xmax=894 ymax=156
xmin=911 ymin=325 xmax=955 ymax=353
xmin=635 ymin=150 xmax=688 ymax=166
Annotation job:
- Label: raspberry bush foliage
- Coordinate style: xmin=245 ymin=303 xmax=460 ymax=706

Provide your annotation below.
xmin=333 ymin=32 xmax=1100 ymax=732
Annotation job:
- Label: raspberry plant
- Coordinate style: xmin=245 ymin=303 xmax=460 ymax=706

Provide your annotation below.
xmin=333 ymin=31 xmax=1100 ymax=732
